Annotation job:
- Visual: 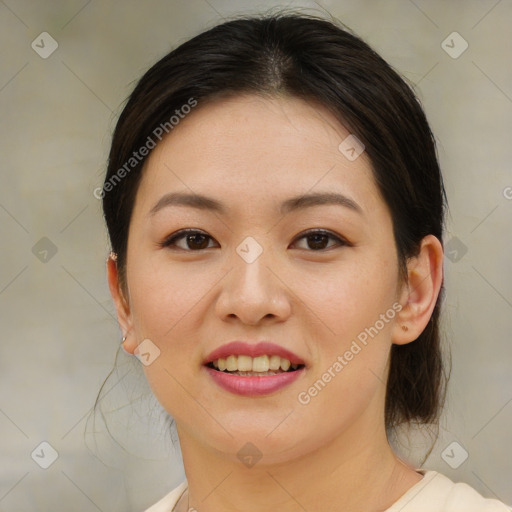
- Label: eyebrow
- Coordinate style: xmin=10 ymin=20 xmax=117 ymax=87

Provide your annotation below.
xmin=149 ymin=191 xmax=363 ymax=217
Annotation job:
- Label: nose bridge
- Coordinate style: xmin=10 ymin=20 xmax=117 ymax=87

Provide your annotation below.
xmin=232 ymin=235 xmax=274 ymax=296
xmin=215 ymin=235 xmax=290 ymax=324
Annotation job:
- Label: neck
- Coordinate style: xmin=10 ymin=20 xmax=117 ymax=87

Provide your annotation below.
xmin=175 ymin=414 xmax=422 ymax=512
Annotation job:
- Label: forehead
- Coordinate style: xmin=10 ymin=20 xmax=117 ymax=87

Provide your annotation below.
xmin=133 ymin=94 xmax=385 ymax=220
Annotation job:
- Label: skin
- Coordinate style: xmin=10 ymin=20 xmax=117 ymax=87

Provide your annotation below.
xmin=107 ymin=94 xmax=443 ymax=512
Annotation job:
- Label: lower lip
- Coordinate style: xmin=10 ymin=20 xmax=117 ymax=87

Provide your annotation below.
xmin=204 ymin=366 xmax=305 ymax=396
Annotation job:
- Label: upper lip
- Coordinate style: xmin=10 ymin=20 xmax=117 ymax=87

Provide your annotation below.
xmin=204 ymin=341 xmax=306 ymax=366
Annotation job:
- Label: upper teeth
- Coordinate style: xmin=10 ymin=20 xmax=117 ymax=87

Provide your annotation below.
xmin=212 ymin=355 xmax=299 ymax=372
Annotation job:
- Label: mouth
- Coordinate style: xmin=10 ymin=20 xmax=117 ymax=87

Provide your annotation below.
xmin=205 ymin=355 xmax=305 ymax=376
xmin=203 ymin=342 xmax=307 ymax=396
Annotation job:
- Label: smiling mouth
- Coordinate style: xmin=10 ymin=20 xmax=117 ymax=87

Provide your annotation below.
xmin=206 ymin=355 xmax=305 ymax=376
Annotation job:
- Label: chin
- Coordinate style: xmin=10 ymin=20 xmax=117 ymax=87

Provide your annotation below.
xmin=201 ymin=422 xmax=312 ymax=465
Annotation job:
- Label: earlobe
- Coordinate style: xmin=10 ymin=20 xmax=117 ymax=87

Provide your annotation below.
xmin=106 ymin=253 xmax=137 ymax=354
xmin=392 ymin=235 xmax=443 ymax=345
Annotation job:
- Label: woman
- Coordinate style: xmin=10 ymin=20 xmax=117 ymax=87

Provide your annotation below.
xmin=100 ymin=11 xmax=511 ymax=512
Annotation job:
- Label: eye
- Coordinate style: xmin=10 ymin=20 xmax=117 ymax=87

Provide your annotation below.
xmin=160 ymin=229 xmax=218 ymax=251
xmin=160 ymin=228 xmax=350 ymax=252
xmin=291 ymin=229 xmax=349 ymax=251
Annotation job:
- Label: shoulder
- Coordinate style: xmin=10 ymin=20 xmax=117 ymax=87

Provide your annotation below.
xmin=141 ymin=473 xmax=512 ymax=512
xmin=143 ymin=481 xmax=188 ymax=512
xmin=386 ymin=470 xmax=512 ymax=512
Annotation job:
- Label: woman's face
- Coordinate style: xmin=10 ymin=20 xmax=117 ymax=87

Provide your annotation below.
xmin=117 ymin=94 xmax=407 ymax=464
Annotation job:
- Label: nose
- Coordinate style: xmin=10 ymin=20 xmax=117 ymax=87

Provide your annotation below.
xmin=214 ymin=244 xmax=292 ymax=326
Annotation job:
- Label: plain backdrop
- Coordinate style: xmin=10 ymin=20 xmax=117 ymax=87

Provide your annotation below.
xmin=1 ymin=1 xmax=511 ymax=510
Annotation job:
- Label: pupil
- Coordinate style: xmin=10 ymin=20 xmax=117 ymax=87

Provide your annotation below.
xmin=188 ymin=234 xmax=208 ymax=250
xmin=309 ymin=234 xmax=327 ymax=250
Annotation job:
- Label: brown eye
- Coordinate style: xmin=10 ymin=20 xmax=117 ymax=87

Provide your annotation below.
xmin=161 ymin=229 xmax=217 ymax=251
xmin=292 ymin=229 xmax=349 ymax=251
xmin=160 ymin=228 xmax=349 ymax=252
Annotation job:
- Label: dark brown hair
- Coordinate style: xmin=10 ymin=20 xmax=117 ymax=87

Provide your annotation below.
xmin=100 ymin=11 xmax=449 ymax=434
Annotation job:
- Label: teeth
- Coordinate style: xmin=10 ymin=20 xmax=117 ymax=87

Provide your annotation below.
xmin=269 ymin=355 xmax=281 ymax=371
xmin=252 ymin=355 xmax=269 ymax=372
xmin=237 ymin=355 xmax=253 ymax=372
xmin=228 ymin=370 xmax=283 ymax=376
xmin=211 ymin=355 xmax=300 ymax=373
xmin=226 ymin=355 xmax=237 ymax=371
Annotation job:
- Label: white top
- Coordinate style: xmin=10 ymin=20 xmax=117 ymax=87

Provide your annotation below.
xmin=144 ymin=470 xmax=512 ymax=512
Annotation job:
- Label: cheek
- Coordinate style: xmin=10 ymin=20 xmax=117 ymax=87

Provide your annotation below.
xmin=296 ymin=267 xmax=397 ymax=421
xmin=126 ymin=256 xmax=215 ymax=339
xmin=124 ymin=258 xmax=224 ymax=409
xmin=295 ymin=253 xmax=398 ymax=417
xmin=301 ymin=252 xmax=398 ymax=342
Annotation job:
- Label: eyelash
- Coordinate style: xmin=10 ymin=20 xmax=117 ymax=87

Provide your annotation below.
xmin=159 ymin=228 xmax=351 ymax=252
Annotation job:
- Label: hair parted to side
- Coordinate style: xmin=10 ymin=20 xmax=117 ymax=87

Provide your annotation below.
xmin=100 ymin=10 xmax=449 ymax=438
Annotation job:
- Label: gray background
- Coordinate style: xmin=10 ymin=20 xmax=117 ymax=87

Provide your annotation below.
xmin=1 ymin=0 xmax=511 ymax=510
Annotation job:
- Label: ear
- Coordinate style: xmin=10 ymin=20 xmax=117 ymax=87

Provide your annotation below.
xmin=106 ymin=254 xmax=137 ymax=354
xmin=392 ymin=234 xmax=443 ymax=345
